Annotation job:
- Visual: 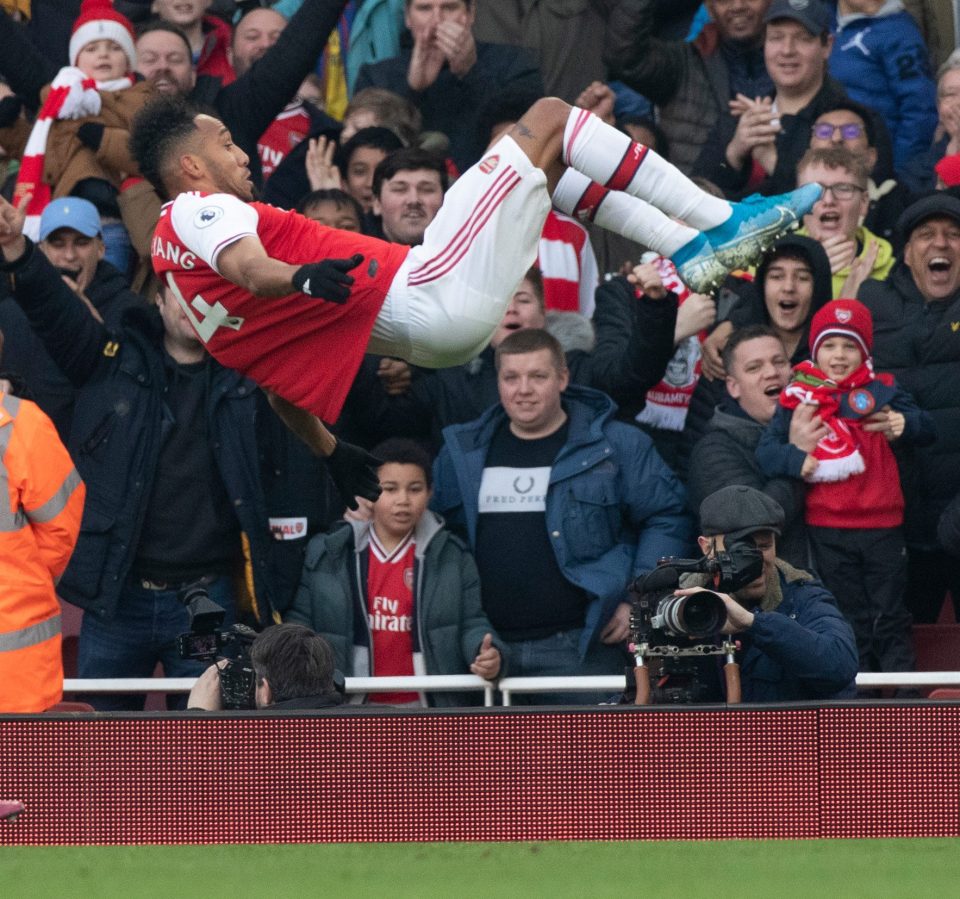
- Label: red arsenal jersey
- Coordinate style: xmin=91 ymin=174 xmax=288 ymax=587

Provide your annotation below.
xmin=151 ymin=192 xmax=409 ymax=422
xmin=257 ymin=103 xmax=312 ymax=179
xmin=366 ymin=530 xmax=419 ymax=704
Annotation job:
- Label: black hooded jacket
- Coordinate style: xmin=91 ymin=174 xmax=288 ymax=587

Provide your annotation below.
xmin=0 ymin=259 xmax=142 ymax=439
xmin=860 ymin=265 xmax=960 ymax=548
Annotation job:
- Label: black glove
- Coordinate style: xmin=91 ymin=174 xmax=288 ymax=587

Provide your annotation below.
xmin=77 ymin=122 xmax=105 ymax=152
xmin=292 ymin=254 xmax=364 ymax=304
xmin=325 ymin=439 xmax=383 ymax=510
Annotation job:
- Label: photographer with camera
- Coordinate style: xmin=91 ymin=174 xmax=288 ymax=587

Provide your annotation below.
xmin=187 ymin=623 xmax=344 ymax=711
xmin=674 ymin=485 xmax=858 ymax=702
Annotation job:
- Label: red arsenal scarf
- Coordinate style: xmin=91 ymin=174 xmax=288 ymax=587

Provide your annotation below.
xmin=780 ymin=359 xmax=894 ymax=483
xmin=13 ymin=65 xmax=133 ymax=239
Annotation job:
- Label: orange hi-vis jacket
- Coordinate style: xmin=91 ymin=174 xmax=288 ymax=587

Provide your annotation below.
xmin=0 ymin=393 xmax=84 ymax=712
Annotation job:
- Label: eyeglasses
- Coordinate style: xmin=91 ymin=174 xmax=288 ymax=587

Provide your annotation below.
xmin=812 ymin=122 xmax=866 ymax=141
xmin=819 ymin=182 xmax=866 ymax=200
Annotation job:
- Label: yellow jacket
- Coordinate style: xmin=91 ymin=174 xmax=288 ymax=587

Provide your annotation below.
xmin=797 ymin=224 xmax=895 ymax=299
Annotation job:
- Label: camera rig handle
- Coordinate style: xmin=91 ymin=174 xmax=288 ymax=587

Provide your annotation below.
xmin=633 ymin=657 xmax=651 ymax=705
xmin=724 ymin=661 xmax=742 ymax=703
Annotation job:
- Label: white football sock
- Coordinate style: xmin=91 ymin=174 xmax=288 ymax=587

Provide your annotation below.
xmin=552 ymin=169 xmax=698 ymax=257
xmin=561 ymin=107 xmax=730 ymax=230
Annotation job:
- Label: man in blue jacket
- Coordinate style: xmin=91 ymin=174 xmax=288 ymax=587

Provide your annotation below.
xmin=676 ymin=484 xmax=858 ymax=702
xmin=431 ymin=328 xmax=691 ymax=704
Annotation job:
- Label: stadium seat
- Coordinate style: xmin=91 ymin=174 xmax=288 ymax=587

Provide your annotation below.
xmin=59 ymin=599 xmax=83 ymax=678
xmin=912 ymin=624 xmax=960 ymax=671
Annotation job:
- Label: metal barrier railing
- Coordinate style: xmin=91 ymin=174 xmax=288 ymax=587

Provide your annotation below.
xmin=64 ymin=675 xmax=497 ymax=707
xmin=62 ymin=671 xmax=960 ymax=708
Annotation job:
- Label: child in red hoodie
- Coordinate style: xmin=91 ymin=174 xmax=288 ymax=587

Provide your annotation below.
xmin=756 ymin=298 xmax=935 ymax=676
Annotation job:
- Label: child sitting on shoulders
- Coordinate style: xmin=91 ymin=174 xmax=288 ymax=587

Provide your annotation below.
xmin=756 ymin=298 xmax=935 ymax=677
xmin=0 ymin=0 xmax=154 ymax=272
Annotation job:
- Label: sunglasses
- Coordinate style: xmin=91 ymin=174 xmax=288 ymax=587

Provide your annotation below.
xmin=812 ymin=122 xmax=866 ymax=140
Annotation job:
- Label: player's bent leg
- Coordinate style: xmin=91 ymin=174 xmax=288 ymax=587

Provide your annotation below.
xmin=504 ymin=96 xmax=570 ymax=179
xmin=368 ymin=136 xmax=552 ymax=367
xmin=552 ymin=169 xmax=726 ymax=293
xmin=553 ymin=108 xmax=822 ymax=291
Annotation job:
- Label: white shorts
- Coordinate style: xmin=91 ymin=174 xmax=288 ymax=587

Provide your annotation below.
xmin=368 ymin=135 xmax=551 ymax=367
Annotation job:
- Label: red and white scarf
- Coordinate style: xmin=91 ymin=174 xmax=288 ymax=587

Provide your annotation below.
xmin=780 ymin=359 xmax=893 ymax=483
xmin=635 ymin=254 xmax=703 ymax=432
xmin=14 ymin=65 xmax=133 ymax=239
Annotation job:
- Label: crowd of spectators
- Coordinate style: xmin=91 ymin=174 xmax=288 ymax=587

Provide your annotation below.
xmin=1 ymin=0 xmax=960 ymax=711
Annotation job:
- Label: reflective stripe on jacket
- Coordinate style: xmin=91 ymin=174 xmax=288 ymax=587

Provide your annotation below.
xmin=0 ymin=393 xmax=85 ymax=712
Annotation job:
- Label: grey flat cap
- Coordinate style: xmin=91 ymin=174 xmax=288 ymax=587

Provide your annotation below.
xmin=699 ymin=485 xmax=784 ymax=541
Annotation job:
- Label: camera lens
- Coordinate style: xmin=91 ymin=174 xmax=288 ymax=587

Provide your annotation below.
xmin=655 ymin=591 xmax=727 ymax=637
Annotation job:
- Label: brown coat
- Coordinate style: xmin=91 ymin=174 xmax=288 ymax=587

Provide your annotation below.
xmin=0 ymin=79 xmax=154 ymax=199
xmin=0 ymin=79 xmax=162 ymax=268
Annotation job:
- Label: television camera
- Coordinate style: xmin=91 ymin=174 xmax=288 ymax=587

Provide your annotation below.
xmin=629 ymin=539 xmax=764 ymax=705
xmin=177 ymin=582 xmax=258 ymax=709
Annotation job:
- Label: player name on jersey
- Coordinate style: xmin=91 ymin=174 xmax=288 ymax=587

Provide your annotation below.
xmin=151 ymin=235 xmax=198 ymax=270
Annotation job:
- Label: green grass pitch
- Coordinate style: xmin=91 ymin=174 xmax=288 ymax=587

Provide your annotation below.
xmin=3 ymin=839 xmax=958 ymax=897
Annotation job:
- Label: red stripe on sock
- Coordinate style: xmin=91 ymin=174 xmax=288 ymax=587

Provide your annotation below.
xmin=606 ymin=144 xmax=648 ymax=192
xmin=572 ymin=181 xmax=609 ymax=224
xmin=562 ymin=107 xmax=592 ymax=165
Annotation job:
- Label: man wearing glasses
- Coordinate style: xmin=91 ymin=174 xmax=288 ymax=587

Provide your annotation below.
xmin=808 ymin=100 xmax=910 ymax=242
xmin=795 ymin=145 xmax=894 ymax=298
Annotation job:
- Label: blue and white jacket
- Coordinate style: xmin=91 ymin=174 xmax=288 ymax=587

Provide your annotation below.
xmin=431 ymin=384 xmax=692 ymax=655
xmin=829 ymin=0 xmax=937 ymax=174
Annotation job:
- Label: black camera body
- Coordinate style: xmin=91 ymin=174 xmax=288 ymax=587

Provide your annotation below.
xmin=177 ymin=583 xmax=258 ymax=709
xmin=631 ymin=540 xmax=764 ymax=645
xmin=627 ymin=540 xmax=764 ymax=704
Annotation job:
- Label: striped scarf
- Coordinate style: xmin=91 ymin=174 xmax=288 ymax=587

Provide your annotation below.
xmin=780 ymin=359 xmax=894 ymax=483
xmin=13 ymin=65 xmax=132 ymax=239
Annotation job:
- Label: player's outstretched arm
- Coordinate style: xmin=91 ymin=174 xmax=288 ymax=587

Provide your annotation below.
xmin=266 ymin=391 xmax=382 ymax=510
xmin=217 ymin=236 xmax=363 ymax=304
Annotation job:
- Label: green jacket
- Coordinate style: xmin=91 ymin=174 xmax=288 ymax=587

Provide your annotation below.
xmin=285 ymin=511 xmax=506 ymax=706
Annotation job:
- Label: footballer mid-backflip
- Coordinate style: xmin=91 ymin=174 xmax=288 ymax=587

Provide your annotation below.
xmin=0 ymin=94 xmax=821 ymax=493
xmin=123 ymin=95 xmax=820 ymax=431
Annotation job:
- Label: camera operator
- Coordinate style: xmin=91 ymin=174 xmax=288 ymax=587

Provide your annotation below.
xmin=677 ymin=485 xmax=858 ymax=702
xmin=187 ymin=624 xmax=344 ymax=711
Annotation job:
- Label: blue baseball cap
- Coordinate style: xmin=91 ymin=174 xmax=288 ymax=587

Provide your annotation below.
xmin=38 ymin=198 xmax=101 ymax=242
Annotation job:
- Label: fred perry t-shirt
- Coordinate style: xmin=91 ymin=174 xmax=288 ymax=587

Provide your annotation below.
xmin=474 ymin=421 xmax=588 ymax=639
